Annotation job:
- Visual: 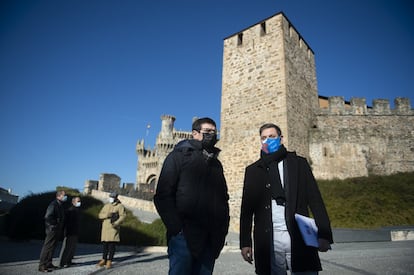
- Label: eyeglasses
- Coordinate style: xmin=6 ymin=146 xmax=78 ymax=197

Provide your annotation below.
xmin=199 ymin=128 xmax=217 ymax=134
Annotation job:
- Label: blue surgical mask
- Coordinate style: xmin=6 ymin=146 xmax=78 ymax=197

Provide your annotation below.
xmin=109 ymin=197 xmax=115 ymax=204
xmin=262 ymin=137 xmax=281 ymax=154
xmin=61 ymin=195 xmax=68 ymax=202
xmin=75 ymin=202 xmax=81 ymax=207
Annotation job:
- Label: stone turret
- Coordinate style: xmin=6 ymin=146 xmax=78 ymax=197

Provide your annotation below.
xmin=135 ymin=115 xmax=192 ymax=191
xmin=156 ymin=115 xmax=176 ymax=156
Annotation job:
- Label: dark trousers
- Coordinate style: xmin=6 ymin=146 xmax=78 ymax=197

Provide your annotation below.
xmin=59 ymin=235 xmax=78 ymax=266
xmin=167 ymin=233 xmax=215 ymax=275
xmin=39 ymin=228 xmax=62 ymax=268
xmin=102 ymin=242 xmax=117 ymax=261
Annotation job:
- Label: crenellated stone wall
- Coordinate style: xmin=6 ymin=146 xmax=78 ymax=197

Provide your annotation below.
xmin=310 ymin=97 xmax=413 ymax=179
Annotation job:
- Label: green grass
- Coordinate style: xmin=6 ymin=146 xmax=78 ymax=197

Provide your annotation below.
xmin=318 ymin=172 xmax=414 ymax=229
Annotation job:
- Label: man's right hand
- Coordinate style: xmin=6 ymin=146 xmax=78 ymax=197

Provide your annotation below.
xmin=241 ymin=247 xmax=253 ymax=264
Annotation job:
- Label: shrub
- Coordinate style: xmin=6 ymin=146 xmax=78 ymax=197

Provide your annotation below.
xmin=5 ymin=187 xmax=166 ymax=246
xmin=6 ymin=191 xmax=56 ymax=240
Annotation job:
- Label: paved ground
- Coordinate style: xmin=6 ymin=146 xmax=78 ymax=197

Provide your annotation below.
xmin=1 ymin=208 xmax=413 ymax=274
xmin=0 ymin=238 xmax=413 ymax=275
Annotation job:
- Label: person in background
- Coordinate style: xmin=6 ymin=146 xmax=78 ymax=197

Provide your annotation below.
xmin=38 ymin=190 xmax=67 ymax=273
xmin=96 ymin=192 xmax=126 ymax=269
xmin=154 ymin=117 xmax=230 ymax=275
xmin=59 ymin=196 xmax=81 ymax=268
xmin=240 ymin=123 xmax=333 ymax=274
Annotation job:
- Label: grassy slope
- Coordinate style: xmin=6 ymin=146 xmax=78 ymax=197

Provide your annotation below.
xmin=318 ymin=172 xmax=414 ymax=229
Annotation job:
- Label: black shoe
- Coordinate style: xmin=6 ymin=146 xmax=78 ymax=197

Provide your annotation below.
xmin=47 ymin=264 xmax=58 ymax=269
xmin=38 ymin=266 xmax=51 ymax=272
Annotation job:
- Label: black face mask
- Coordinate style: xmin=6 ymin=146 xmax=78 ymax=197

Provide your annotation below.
xmin=202 ymin=133 xmax=217 ymax=149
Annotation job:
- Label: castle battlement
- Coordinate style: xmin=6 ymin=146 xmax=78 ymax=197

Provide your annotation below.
xmin=318 ymin=96 xmax=412 ymax=116
xmin=285 ymin=18 xmax=314 ymax=59
xmin=173 ymin=130 xmax=193 ymax=140
xmin=224 ymin=12 xmax=314 ymax=60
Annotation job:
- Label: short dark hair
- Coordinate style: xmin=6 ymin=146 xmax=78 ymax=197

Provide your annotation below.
xmin=192 ymin=117 xmax=216 ymax=131
xmin=259 ymin=123 xmax=282 ymax=136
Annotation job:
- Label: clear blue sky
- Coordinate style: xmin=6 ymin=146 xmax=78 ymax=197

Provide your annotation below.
xmin=1 ymin=0 xmax=413 ymax=198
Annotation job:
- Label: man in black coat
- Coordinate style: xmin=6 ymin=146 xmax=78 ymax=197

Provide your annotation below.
xmin=154 ymin=117 xmax=230 ymax=275
xmin=38 ymin=190 xmax=67 ymax=272
xmin=59 ymin=196 xmax=81 ymax=268
xmin=240 ymin=123 xmax=333 ymax=275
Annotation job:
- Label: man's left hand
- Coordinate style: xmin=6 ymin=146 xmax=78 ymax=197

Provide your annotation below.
xmin=318 ymin=238 xmax=331 ymax=252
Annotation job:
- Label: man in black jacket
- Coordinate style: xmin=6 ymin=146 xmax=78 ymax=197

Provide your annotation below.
xmin=240 ymin=123 xmax=333 ymax=275
xmin=59 ymin=196 xmax=81 ymax=268
xmin=154 ymin=117 xmax=230 ymax=275
xmin=39 ymin=190 xmax=67 ymax=272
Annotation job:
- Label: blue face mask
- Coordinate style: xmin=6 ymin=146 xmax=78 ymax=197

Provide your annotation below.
xmin=262 ymin=137 xmax=281 ymax=154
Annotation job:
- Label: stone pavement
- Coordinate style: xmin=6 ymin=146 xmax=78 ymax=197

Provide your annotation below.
xmin=1 ymin=238 xmax=414 ymax=275
xmin=1 ymin=207 xmax=413 ymax=274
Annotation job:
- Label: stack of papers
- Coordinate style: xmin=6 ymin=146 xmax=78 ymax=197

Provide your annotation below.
xmin=294 ymin=213 xmax=319 ymax=247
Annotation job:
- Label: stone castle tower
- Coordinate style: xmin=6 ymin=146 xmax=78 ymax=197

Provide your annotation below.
xmin=219 ymin=12 xmax=319 ymax=231
xmin=218 ymin=12 xmax=413 ymax=232
xmin=136 ymin=115 xmax=192 ymax=192
xmin=220 ymin=12 xmax=318 ymax=161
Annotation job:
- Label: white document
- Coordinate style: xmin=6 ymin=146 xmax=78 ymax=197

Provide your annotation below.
xmin=294 ymin=213 xmax=319 ymax=247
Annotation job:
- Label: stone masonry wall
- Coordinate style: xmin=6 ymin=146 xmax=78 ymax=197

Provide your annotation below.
xmin=98 ymin=173 xmax=121 ymax=192
xmin=282 ymin=16 xmax=319 ymax=158
xmin=310 ymin=97 xmax=414 ymax=179
xmin=219 ymin=13 xmax=318 ymax=232
xmin=91 ymin=189 xmax=158 ymax=213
